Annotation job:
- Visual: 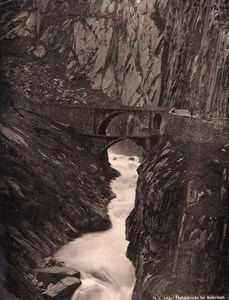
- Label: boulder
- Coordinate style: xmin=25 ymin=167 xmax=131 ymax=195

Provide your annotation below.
xmin=33 ymin=45 xmax=46 ymax=58
xmin=43 ymin=277 xmax=81 ymax=299
xmin=37 ymin=266 xmax=80 ymax=285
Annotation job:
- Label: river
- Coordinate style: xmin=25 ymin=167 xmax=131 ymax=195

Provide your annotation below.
xmin=54 ymin=150 xmax=139 ymax=300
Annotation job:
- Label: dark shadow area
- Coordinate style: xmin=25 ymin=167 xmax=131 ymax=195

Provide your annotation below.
xmin=0 ymin=79 xmax=14 ymax=110
xmin=105 ymin=114 xmax=143 ymax=136
xmin=98 ymin=111 xmax=125 ymax=135
xmin=153 ymin=113 xmax=162 ymax=130
xmin=226 ymin=97 xmax=229 ymax=119
xmin=0 ymin=1 xmax=16 ymax=110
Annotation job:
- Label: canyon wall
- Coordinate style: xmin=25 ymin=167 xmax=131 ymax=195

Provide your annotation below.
xmin=0 ymin=106 xmax=115 ymax=299
xmin=1 ymin=0 xmax=229 ymax=117
xmin=1 ymin=0 xmax=229 ymax=299
xmin=127 ymin=136 xmax=229 ymax=298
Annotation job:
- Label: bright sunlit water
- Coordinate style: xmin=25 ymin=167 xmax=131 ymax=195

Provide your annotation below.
xmin=54 ymin=150 xmax=140 ymax=300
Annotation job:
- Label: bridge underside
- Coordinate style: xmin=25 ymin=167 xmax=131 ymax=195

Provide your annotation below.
xmin=94 ymin=110 xmax=152 ymax=136
xmin=77 ymin=133 xmax=160 ymax=158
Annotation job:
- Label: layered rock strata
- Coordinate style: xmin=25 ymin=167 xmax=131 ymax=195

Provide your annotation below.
xmin=0 ymin=106 xmax=114 ymax=299
xmin=1 ymin=0 xmax=229 ymax=298
xmin=1 ymin=1 xmax=229 ymax=118
xmin=127 ymin=136 xmax=229 ymax=298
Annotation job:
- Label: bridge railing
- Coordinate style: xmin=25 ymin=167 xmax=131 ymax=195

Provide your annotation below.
xmin=14 ymin=98 xmax=167 ymax=136
xmin=14 ymin=98 xmax=169 ymax=113
xmin=75 ymin=131 xmax=160 ymax=139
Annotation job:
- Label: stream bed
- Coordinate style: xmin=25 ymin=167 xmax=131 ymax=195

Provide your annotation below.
xmin=54 ymin=150 xmax=139 ymax=300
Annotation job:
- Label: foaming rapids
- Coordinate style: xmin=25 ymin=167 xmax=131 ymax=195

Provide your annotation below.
xmin=54 ymin=151 xmax=139 ymax=300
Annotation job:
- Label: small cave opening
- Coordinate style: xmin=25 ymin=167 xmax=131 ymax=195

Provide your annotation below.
xmin=153 ymin=113 xmax=162 ymax=130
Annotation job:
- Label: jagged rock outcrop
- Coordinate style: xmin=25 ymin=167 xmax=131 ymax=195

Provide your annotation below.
xmin=127 ymin=136 xmax=229 ymax=298
xmin=42 ymin=276 xmax=81 ymax=299
xmin=37 ymin=266 xmax=80 ymax=285
xmin=1 ymin=0 xmax=229 ymax=117
xmin=0 ymin=106 xmax=114 ymax=299
xmin=1 ymin=0 xmax=229 ymax=299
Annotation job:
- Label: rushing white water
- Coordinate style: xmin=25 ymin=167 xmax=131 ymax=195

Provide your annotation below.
xmin=54 ymin=151 xmax=139 ymax=300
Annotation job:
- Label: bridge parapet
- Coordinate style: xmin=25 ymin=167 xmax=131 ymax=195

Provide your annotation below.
xmin=14 ymin=98 xmax=164 ymax=157
xmin=166 ymin=113 xmax=229 ymax=144
xmin=15 ymin=98 xmax=168 ymax=136
xmin=15 ymin=99 xmax=95 ymax=133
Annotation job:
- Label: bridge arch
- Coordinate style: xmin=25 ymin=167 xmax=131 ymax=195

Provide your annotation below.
xmin=97 ymin=111 xmax=126 ymax=135
xmin=99 ymin=137 xmax=146 ymax=158
xmin=153 ymin=113 xmax=162 ymax=130
xmin=98 ymin=112 xmax=145 ymax=136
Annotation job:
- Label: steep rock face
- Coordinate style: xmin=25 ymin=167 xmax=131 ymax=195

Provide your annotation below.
xmin=162 ymin=0 xmax=229 ymax=118
xmin=127 ymin=137 xmax=229 ymax=298
xmin=0 ymin=106 xmax=113 ymax=299
xmin=1 ymin=1 xmax=229 ymax=299
xmin=1 ymin=0 xmax=229 ymax=117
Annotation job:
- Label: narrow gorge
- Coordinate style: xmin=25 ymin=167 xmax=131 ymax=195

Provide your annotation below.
xmin=54 ymin=151 xmax=139 ymax=300
xmin=0 ymin=0 xmax=229 ymax=299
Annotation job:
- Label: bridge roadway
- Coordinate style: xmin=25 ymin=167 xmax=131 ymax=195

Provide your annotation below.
xmin=89 ymin=104 xmax=168 ymax=112
xmin=16 ymin=98 xmax=169 ymax=113
xmin=15 ymin=99 xmax=168 ymax=134
xmin=15 ymin=99 xmax=168 ymax=156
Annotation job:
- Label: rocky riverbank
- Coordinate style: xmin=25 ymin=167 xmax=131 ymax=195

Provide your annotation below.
xmin=126 ymin=136 xmax=229 ymax=299
xmin=0 ymin=106 xmax=116 ymax=299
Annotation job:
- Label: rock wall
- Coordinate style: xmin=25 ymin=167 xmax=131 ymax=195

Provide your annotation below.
xmin=0 ymin=106 xmax=114 ymax=299
xmin=166 ymin=113 xmax=229 ymax=144
xmin=126 ymin=136 xmax=229 ymax=298
xmin=1 ymin=1 xmax=229 ymax=299
xmin=1 ymin=0 xmax=229 ymax=117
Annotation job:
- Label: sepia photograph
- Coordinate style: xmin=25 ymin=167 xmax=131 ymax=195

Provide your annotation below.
xmin=0 ymin=0 xmax=229 ymax=299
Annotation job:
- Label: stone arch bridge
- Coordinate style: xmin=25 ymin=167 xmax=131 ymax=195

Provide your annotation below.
xmin=16 ymin=100 xmax=168 ymax=157
xmin=91 ymin=106 xmax=167 ymax=136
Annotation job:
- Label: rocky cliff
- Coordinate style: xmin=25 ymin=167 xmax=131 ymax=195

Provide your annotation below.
xmin=0 ymin=105 xmax=115 ymax=299
xmin=1 ymin=0 xmax=229 ymax=117
xmin=1 ymin=0 xmax=229 ymax=299
xmin=127 ymin=136 xmax=229 ymax=298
